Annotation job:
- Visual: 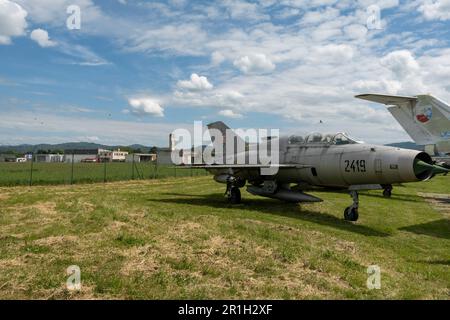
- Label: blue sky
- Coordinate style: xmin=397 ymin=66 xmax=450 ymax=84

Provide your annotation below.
xmin=1 ymin=0 xmax=450 ymax=146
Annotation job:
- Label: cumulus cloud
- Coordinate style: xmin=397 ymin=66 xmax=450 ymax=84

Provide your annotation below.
xmin=127 ymin=97 xmax=164 ymax=117
xmin=30 ymin=28 xmax=57 ymax=47
xmin=222 ymin=0 xmax=269 ymax=21
xmin=218 ymin=109 xmax=243 ymax=119
xmin=418 ymin=0 xmax=450 ymax=21
xmin=233 ymin=54 xmax=275 ymax=74
xmin=381 ymin=50 xmax=420 ymax=78
xmin=0 ymin=0 xmax=27 ymax=45
xmin=177 ymin=73 xmax=213 ymax=91
xmin=310 ymin=44 xmax=355 ymax=63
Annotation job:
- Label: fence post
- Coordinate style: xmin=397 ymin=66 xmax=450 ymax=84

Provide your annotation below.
xmin=132 ymin=154 xmax=135 ymax=180
xmin=103 ymin=160 xmax=107 ymax=183
xmin=70 ymin=153 xmax=74 ymax=185
xmin=29 ymin=153 xmax=34 ymax=186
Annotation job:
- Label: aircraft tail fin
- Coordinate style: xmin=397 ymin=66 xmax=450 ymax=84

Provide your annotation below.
xmin=356 ymin=94 xmax=450 ymax=154
xmin=207 ymin=121 xmax=246 ymax=146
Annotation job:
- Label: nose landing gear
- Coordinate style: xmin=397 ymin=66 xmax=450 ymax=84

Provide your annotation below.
xmin=344 ymin=190 xmax=359 ymax=222
xmin=226 ymin=183 xmax=242 ymax=204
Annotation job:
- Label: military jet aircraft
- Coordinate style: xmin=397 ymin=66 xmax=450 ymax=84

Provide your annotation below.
xmin=179 ymin=121 xmax=448 ymax=222
xmin=356 ymin=93 xmax=450 ymax=168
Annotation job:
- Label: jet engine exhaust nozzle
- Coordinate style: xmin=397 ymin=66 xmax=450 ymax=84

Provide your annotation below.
xmin=413 ymin=154 xmax=449 ymax=180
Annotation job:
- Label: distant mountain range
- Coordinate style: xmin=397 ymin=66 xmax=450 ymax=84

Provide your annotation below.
xmin=0 ymin=141 xmax=424 ymax=154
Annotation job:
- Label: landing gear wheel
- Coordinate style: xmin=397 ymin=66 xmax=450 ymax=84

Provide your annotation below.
xmin=344 ymin=207 xmax=359 ymax=222
xmin=228 ymin=187 xmax=241 ymax=204
xmin=383 ymin=189 xmax=392 ymax=198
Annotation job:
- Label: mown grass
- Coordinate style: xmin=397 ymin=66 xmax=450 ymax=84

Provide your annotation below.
xmin=0 ymin=176 xmax=448 ymax=299
xmin=0 ymin=162 xmax=207 ymax=186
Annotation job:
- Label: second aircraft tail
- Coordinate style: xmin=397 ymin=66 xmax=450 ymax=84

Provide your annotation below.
xmin=356 ymin=93 xmax=450 ymax=155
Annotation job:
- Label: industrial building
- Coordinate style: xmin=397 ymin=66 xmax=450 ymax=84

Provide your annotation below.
xmin=125 ymin=153 xmax=156 ymax=163
xmin=64 ymin=149 xmax=99 ymax=163
xmin=0 ymin=154 xmax=18 ymax=162
xmin=35 ymin=154 xmax=65 ymax=163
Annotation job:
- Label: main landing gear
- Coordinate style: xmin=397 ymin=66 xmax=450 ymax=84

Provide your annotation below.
xmin=382 ymin=185 xmax=393 ymax=198
xmin=226 ymin=182 xmax=242 ymax=204
xmin=344 ymin=190 xmax=359 ymax=222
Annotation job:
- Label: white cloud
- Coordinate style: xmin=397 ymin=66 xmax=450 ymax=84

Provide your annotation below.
xmin=309 ymin=44 xmax=355 ymax=63
xmin=381 ymin=50 xmax=420 ymax=78
xmin=127 ymin=97 xmax=164 ymax=117
xmin=211 ymin=51 xmax=226 ymax=66
xmin=30 ymin=28 xmax=56 ymax=47
xmin=127 ymin=23 xmax=208 ymax=56
xmin=57 ymin=42 xmax=110 ymax=66
xmin=222 ymin=0 xmax=269 ymax=21
xmin=0 ymin=0 xmax=27 ymax=45
xmin=218 ymin=109 xmax=243 ymax=119
xmin=233 ymin=54 xmax=276 ymax=74
xmin=177 ymin=73 xmax=214 ymax=91
xmin=418 ymin=0 xmax=450 ymax=21
xmin=343 ymin=24 xmax=368 ymax=40
xmin=300 ymin=7 xmax=340 ymax=25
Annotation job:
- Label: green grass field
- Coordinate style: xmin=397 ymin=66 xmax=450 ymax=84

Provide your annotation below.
xmin=0 ymin=162 xmax=207 ymax=186
xmin=0 ymin=176 xmax=448 ymax=299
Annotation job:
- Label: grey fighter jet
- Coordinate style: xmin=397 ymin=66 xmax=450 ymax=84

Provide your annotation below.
xmin=180 ymin=121 xmax=448 ymax=222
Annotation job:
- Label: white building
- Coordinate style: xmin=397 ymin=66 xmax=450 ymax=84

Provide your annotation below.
xmin=98 ymin=149 xmax=129 ymax=162
xmin=125 ymin=154 xmax=156 ymax=163
xmin=35 ymin=154 xmax=65 ymax=163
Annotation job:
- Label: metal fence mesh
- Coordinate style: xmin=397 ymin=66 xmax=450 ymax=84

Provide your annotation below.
xmin=0 ymin=154 xmax=208 ymax=187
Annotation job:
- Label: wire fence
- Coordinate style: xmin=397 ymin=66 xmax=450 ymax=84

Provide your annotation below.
xmin=0 ymin=154 xmax=208 ymax=187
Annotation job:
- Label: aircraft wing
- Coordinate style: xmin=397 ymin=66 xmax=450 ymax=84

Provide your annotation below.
xmin=355 ymin=94 xmax=417 ymax=106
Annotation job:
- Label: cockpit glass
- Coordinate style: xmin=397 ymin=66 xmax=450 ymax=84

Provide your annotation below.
xmin=288 ymin=133 xmax=360 ymax=145
xmin=333 ymin=133 xmax=358 ymax=145
xmin=288 ymin=135 xmax=304 ymax=144
xmin=307 ymin=133 xmax=323 ymax=143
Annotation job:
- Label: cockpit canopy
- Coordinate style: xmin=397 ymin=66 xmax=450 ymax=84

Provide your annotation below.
xmin=288 ymin=133 xmax=360 ymax=145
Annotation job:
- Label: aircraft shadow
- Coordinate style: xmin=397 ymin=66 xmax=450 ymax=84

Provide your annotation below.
xmin=399 ymin=219 xmax=450 ymax=240
xmin=414 ymin=259 xmax=450 ymax=266
xmin=152 ymin=193 xmax=390 ymax=237
xmin=359 ymin=193 xmax=423 ymax=203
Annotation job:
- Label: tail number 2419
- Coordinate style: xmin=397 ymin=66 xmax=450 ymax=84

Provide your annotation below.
xmin=344 ymin=160 xmax=367 ymax=173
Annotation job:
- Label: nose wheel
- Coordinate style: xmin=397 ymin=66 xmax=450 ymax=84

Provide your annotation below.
xmin=226 ymin=184 xmax=242 ymax=204
xmin=344 ymin=190 xmax=359 ymax=222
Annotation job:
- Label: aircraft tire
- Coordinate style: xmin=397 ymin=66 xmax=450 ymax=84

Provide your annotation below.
xmin=344 ymin=207 xmax=359 ymax=222
xmin=229 ymin=187 xmax=241 ymax=204
xmin=383 ymin=189 xmax=392 ymax=198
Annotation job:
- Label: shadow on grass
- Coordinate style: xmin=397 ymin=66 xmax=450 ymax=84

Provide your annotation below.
xmin=359 ymin=193 xmax=423 ymax=203
xmin=415 ymin=259 xmax=450 ymax=266
xmin=399 ymin=219 xmax=450 ymax=240
xmin=151 ymin=192 xmax=390 ymax=238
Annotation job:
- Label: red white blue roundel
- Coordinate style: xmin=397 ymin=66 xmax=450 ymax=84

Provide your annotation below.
xmin=416 ymin=107 xmax=433 ymax=123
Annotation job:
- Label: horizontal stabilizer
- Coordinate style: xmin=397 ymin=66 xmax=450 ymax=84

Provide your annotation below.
xmin=355 ymin=94 xmax=417 ymax=106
